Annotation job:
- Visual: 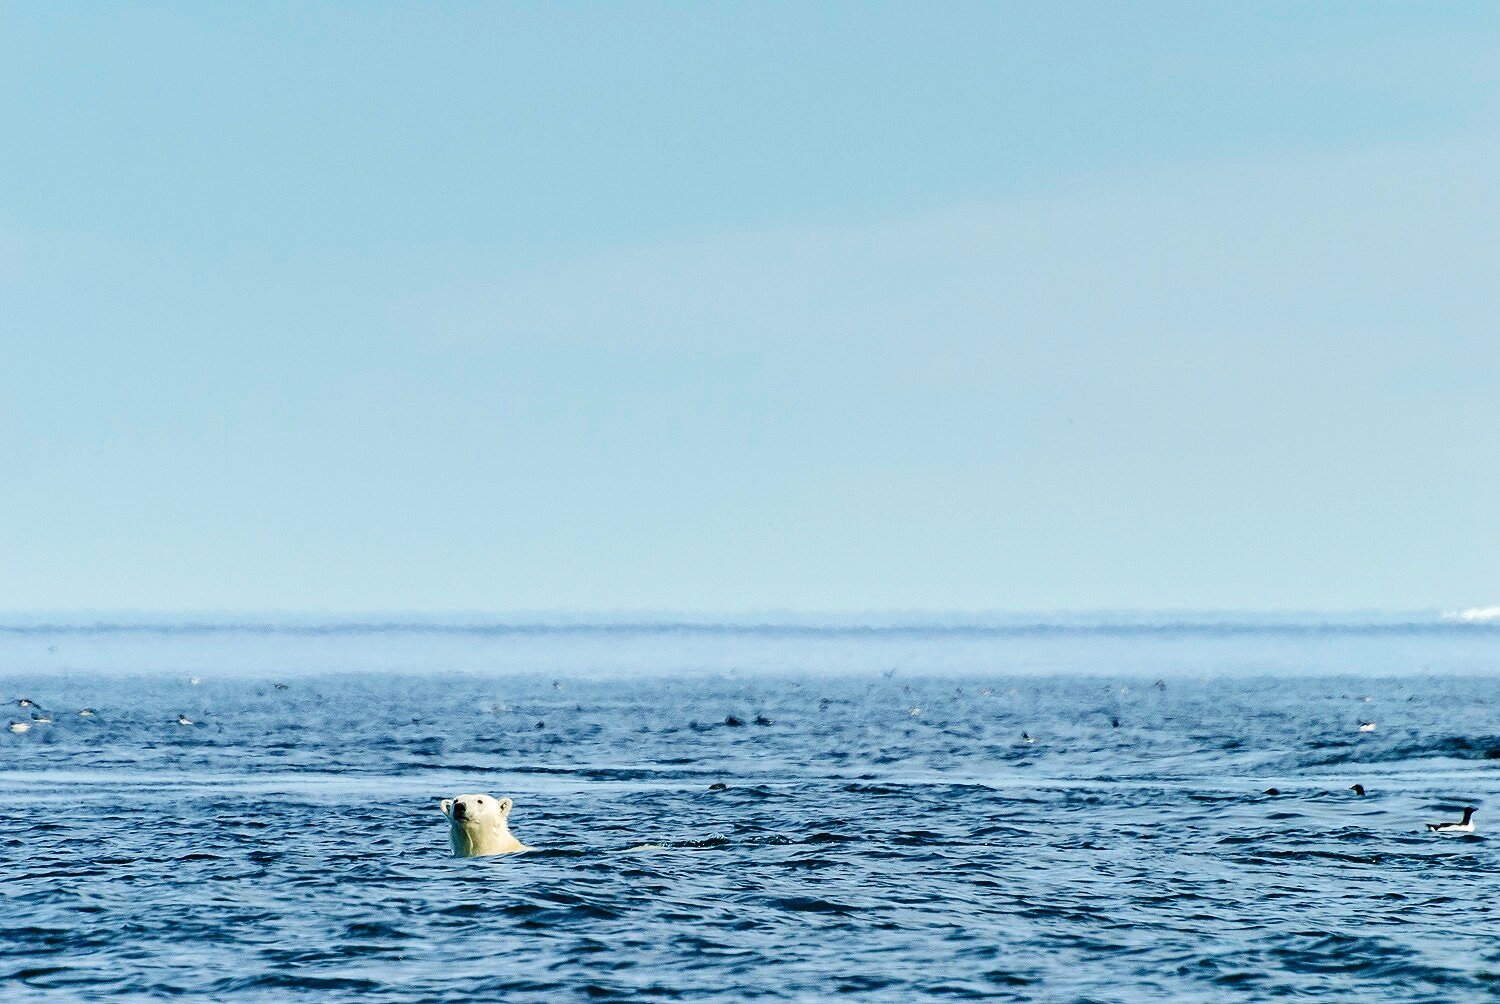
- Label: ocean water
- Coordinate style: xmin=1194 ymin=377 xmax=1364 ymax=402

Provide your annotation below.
xmin=2 ymin=615 xmax=1499 ymax=1001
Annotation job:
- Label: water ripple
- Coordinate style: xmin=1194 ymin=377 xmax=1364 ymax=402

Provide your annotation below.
xmin=2 ymin=670 xmax=1498 ymax=1000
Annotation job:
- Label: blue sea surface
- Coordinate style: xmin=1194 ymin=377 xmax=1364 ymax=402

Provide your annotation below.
xmin=2 ymin=615 xmax=1498 ymax=1001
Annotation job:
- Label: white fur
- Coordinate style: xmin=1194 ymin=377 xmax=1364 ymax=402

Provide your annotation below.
xmin=439 ymin=793 xmax=531 ymax=857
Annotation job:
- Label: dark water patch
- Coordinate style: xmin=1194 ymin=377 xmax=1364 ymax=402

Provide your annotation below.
xmin=1296 ymin=734 xmax=1500 ymax=768
xmin=768 ymin=896 xmax=857 ymax=915
xmin=522 ymin=848 xmax=593 ymax=860
xmin=502 ymin=900 xmax=627 ymax=923
xmin=836 ymin=974 xmax=901 ymax=992
xmin=8 ymin=965 xmax=74 ymax=983
xmin=1266 ymin=931 xmax=1470 ymax=986
xmin=890 ymin=830 xmax=948 ymax=845
xmin=210 ymin=973 xmax=386 ymax=993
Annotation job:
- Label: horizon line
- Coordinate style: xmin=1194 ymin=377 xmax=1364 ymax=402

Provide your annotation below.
xmin=0 ymin=605 xmax=1471 ymax=620
xmin=2 ymin=608 xmax=1497 ymax=637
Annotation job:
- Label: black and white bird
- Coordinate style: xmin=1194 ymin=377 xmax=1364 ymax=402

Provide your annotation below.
xmin=1349 ymin=784 xmax=1366 ymax=796
xmin=78 ymin=708 xmax=96 ymax=717
xmin=7 ymin=721 xmax=31 ymax=734
xmin=176 ymin=714 xmax=194 ymax=726
xmin=1426 ymin=806 xmax=1476 ymax=833
xmin=1357 ymin=721 xmax=1376 ymax=733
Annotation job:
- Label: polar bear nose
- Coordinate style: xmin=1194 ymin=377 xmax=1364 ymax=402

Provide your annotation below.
xmin=453 ymin=802 xmax=467 ymax=819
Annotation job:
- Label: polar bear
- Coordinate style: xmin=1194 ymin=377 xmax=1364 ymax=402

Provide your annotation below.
xmin=439 ymin=793 xmax=532 ymax=857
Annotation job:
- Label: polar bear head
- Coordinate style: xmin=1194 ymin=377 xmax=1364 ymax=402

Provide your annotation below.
xmin=439 ymin=793 xmax=530 ymax=857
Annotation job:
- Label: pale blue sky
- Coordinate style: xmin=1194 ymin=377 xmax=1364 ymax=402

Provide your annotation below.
xmin=2 ymin=3 xmax=1497 ymax=613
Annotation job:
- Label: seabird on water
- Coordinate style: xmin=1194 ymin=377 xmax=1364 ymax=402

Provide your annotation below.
xmin=1426 ymin=807 xmax=1477 ymax=833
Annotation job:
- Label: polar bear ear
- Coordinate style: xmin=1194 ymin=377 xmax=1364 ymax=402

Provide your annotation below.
xmin=440 ymin=799 xmax=453 ymax=818
xmin=497 ymin=797 xmax=513 ymax=814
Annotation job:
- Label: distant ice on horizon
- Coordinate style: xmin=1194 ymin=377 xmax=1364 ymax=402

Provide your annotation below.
xmin=1443 ymin=607 xmax=1500 ymax=622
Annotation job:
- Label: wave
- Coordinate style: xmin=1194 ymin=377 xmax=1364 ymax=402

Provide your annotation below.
xmin=1296 ymin=735 xmax=1500 ymax=767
